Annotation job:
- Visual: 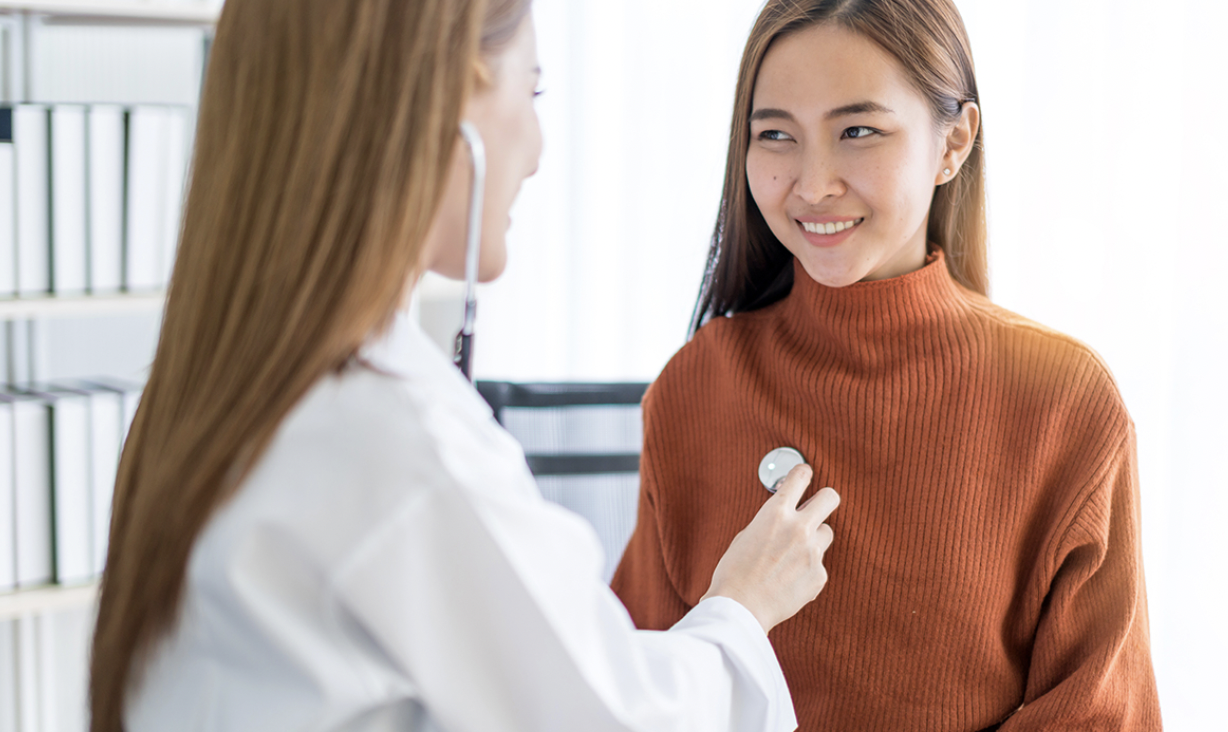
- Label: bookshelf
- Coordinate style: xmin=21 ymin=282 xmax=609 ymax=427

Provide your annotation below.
xmin=0 ymin=0 xmax=202 ymax=640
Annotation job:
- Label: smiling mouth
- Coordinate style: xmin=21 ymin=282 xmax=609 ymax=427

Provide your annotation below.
xmin=799 ymin=217 xmax=865 ymax=235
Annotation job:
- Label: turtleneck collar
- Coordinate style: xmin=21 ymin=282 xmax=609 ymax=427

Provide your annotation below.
xmin=775 ymin=248 xmax=970 ymax=362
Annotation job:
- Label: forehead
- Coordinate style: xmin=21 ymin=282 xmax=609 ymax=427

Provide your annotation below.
xmin=753 ymin=24 xmax=923 ymax=116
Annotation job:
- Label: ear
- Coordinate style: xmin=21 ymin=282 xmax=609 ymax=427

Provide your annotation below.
xmin=935 ymin=102 xmax=980 ymax=186
xmin=473 ymin=58 xmax=495 ymax=88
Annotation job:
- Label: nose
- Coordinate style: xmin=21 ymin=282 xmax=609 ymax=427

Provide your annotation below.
xmin=793 ymin=145 xmax=845 ymax=204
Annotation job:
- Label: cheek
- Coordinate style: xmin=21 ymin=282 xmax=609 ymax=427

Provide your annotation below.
xmin=523 ymin=105 xmax=543 ymax=175
xmin=488 ymin=102 xmax=540 ymax=205
xmin=853 ymin=144 xmax=932 ymax=227
xmin=746 ymin=150 xmax=790 ymax=217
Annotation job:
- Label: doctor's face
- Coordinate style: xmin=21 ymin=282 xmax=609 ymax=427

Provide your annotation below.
xmin=424 ymin=14 xmax=543 ymax=282
xmin=746 ymin=24 xmax=974 ymax=287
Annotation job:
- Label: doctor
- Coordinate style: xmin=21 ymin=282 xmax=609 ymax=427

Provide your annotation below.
xmin=89 ymin=1 xmax=841 ymax=730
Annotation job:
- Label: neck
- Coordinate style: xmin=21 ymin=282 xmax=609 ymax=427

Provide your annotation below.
xmin=776 ymin=248 xmax=966 ymax=367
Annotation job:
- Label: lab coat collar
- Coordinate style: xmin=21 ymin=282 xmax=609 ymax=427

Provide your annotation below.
xmin=357 ymin=310 xmax=495 ymax=422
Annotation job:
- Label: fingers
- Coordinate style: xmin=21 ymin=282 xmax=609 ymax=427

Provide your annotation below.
xmin=799 ymin=486 xmax=840 ymax=529
xmin=816 ymin=522 xmax=834 ymax=553
xmin=766 ymin=463 xmax=813 ymax=510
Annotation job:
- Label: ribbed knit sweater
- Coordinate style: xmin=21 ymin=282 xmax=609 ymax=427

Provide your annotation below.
xmin=611 ymin=251 xmax=1161 ymax=731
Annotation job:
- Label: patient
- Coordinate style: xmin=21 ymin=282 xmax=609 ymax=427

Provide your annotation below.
xmin=611 ymin=1 xmax=1162 ymax=730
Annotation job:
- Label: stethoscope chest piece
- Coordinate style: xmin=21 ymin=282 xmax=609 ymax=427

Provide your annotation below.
xmin=759 ymin=447 xmax=805 ymax=493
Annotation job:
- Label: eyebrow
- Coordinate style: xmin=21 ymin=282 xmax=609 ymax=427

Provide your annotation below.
xmin=749 ymin=101 xmax=895 ymax=123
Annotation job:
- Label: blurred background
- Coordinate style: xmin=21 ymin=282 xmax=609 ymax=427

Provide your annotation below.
xmin=1 ymin=0 xmax=1223 ymax=729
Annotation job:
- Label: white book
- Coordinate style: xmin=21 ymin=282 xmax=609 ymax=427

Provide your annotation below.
xmin=161 ymin=107 xmax=191 ymax=286
xmin=0 ymin=399 xmax=15 ymax=593
xmin=50 ymin=105 xmax=89 ymax=295
xmin=47 ymin=608 xmax=91 ymax=732
xmin=87 ymin=376 xmax=143 ymax=441
xmin=10 ymin=394 xmax=51 ymax=588
xmin=122 ymin=390 xmax=141 ymax=438
xmin=35 ymin=388 xmax=92 ymax=585
xmin=13 ymin=106 xmax=50 ymax=297
xmin=87 ymin=389 xmax=122 ymax=577
xmin=124 ymin=106 xmax=169 ymax=292
xmin=0 ymin=109 xmax=15 ymax=298
xmin=88 ymin=105 xmax=126 ymax=294
xmin=0 ymin=620 xmax=16 ymax=732
xmin=34 ymin=615 xmax=54 ymax=732
xmin=15 ymin=617 xmax=36 ymax=732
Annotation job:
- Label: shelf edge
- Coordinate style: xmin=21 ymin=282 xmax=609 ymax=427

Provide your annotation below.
xmin=0 ymin=582 xmax=99 ymax=620
xmin=0 ymin=292 xmax=166 ymax=319
xmin=0 ymin=1 xmax=218 ymax=24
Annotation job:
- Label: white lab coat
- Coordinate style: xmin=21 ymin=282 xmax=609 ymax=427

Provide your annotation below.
xmin=125 ymin=319 xmax=796 ymax=732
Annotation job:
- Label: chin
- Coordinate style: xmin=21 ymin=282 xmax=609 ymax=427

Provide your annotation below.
xmin=477 ymin=252 xmax=508 ymax=283
xmin=796 ymin=256 xmax=868 ymax=289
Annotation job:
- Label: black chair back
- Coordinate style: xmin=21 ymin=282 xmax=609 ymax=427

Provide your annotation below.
xmin=477 ymin=381 xmax=648 ymax=582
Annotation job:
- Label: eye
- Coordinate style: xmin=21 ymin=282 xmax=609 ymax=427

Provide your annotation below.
xmin=843 ymin=126 xmax=880 ymax=140
xmin=757 ymin=129 xmax=794 ymax=142
xmin=534 ymin=87 xmax=546 ymax=98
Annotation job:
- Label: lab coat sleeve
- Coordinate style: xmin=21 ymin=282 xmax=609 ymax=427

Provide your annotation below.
xmin=999 ymin=428 xmax=1161 ymax=730
xmin=330 ymin=469 xmax=796 ymax=732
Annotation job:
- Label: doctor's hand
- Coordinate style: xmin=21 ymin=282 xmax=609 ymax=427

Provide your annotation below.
xmin=700 ymin=464 xmax=839 ymax=635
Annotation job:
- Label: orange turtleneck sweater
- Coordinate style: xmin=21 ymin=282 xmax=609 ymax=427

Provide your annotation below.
xmin=612 ymin=251 xmax=1161 ymax=731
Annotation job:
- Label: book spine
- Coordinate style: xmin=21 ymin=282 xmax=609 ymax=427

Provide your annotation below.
xmin=0 ymin=107 xmax=15 ymax=298
xmin=88 ymin=106 xmax=126 ymax=294
xmin=13 ymin=106 xmax=49 ymax=297
xmin=34 ymin=615 xmax=54 ymax=732
xmin=0 ymin=620 xmax=16 ymax=732
xmin=12 ymin=400 xmax=51 ymax=588
xmin=161 ymin=107 xmax=190 ymax=286
xmin=88 ymin=390 xmax=122 ymax=577
xmin=14 ymin=617 xmax=37 ymax=732
xmin=50 ymin=106 xmax=89 ymax=296
xmin=0 ymin=402 xmax=15 ymax=593
xmin=50 ymin=395 xmax=91 ymax=585
xmin=124 ymin=106 xmax=168 ymax=292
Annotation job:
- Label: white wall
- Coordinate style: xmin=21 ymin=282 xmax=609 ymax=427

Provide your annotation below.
xmin=454 ymin=1 xmax=1228 ymax=728
xmin=463 ymin=0 xmax=764 ymax=381
xmin=960 ymin=1 xmax=1228 ymax=726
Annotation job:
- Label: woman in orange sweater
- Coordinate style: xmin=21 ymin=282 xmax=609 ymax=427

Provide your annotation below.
xmin=611 ymin=0 xmax=1162 ymax=730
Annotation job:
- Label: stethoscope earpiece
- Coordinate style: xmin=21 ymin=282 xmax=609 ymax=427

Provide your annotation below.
xmin=758 ymin=447 xmax=806 ymax=493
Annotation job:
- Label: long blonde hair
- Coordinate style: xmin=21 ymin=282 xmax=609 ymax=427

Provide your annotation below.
xmin=89 ymin=0 xmax=530 ymax=728
xmin=692 ymin=0 xmax=987 ymax=332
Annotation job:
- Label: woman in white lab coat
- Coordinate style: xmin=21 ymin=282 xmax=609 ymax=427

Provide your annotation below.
xmin=88 ymin=1 xmax=840 ymax=730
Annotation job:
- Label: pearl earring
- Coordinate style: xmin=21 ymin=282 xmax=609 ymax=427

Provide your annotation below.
xmin=944 ymin=168 xmax=952 ymax=176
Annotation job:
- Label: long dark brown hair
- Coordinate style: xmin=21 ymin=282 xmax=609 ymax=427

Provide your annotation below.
xmin=691 ymin=0 xmax=987 ymax=333
xmin=89 ymin=0 xmax=531 ymax=729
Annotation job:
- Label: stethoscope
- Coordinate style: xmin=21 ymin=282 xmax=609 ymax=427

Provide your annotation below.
xmin=453 ymin=120 xmax=805 ymax=491
xmin=759 ymin=446 xmax=806 ymax=493
xmin=453 ymin=121 xmax=486 ymax=382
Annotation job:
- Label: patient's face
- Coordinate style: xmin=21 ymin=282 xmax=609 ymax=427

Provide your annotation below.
xmin=746 ymin=24 xmax=945 ymax=288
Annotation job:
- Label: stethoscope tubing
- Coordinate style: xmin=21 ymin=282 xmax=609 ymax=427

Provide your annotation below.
xmin=454 ymin=121 xmax=486 ymax=381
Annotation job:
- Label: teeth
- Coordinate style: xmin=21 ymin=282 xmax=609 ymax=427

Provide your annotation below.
xmin=801 ymin=218 xmax=862 ymax=235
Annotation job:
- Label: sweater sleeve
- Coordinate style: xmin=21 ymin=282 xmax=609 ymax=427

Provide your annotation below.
xmin=1001 ymin=426 xmax=1162 ymax=731
xmin=611 ymin=384 xmax=693 ymax=631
